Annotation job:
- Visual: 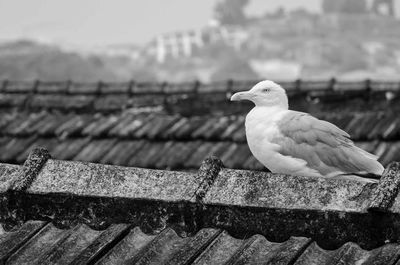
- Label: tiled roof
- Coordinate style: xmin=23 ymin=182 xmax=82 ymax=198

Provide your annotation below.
xmin=1 ymin=79 xmax=400 ymax=170
xmin=1 ymin=148 xmax=400 ymax=264
xmin=2 ymin=221 xmax=400 ymax=264
xmin=0 ymin=79 xmax=399 ymax=112
xmin=0 ymin=110 xmax=400 ymax=169
xmin=2 ymin=80 xmax=400 ymax=263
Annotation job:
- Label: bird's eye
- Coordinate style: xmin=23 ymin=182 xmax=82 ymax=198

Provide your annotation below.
xmin=263 ymin=88 xmax=270 ymax=93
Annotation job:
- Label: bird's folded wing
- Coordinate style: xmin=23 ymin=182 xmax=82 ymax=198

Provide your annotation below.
xmin=274 ymin=111 xmax=383 ymax=176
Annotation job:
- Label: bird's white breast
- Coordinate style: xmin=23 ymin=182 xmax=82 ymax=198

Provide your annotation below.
xmin=245 ymin=106 xmax=315 ymax=175
xmin=245 ymin=107 xmax=284 ymax=170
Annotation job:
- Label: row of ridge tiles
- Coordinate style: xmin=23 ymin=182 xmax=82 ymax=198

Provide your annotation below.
xmin=0 ymin=91 xmax=394 ymax=114
xmin=1 ymin=80 xmax=400 ymax=94
xmin=1 ymin=111 xmax=399 ymax=141
xmin=0 ymin=111 xmax=399 ymax=168
xmin=1 ymin=220 xmax=399 ymax=265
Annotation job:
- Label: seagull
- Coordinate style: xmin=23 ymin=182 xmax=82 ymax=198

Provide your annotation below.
xmin=230 ymin=80 xmax=384 ymax=179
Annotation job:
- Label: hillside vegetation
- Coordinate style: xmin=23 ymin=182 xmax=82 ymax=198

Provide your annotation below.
xmin=1 ymin=11 xmax=400 ymax=82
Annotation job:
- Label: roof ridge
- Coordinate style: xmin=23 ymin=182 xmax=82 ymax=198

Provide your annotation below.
xmin=1 ymin=147 xmax=400 ymax=250
xmin=1 ymin=79 xmax=400 ymax=96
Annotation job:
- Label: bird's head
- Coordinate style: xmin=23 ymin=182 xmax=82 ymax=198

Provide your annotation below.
xmin=230 ymin=80 xmax=288 ymax=109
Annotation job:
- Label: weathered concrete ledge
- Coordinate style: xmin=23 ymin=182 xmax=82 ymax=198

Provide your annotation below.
xmin=369 ymin=162 xmax=400 ymax=212
xmin=10 ymin=147 xmax=51 ymax=192
xmin=1 ymin=147 xmax=400 ymax=249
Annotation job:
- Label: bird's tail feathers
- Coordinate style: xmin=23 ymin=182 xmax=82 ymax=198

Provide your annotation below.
xmin=348 ymin=146 xmax=384 ymax=176
xmin=332 ymin=173 xmax=379 ymax=183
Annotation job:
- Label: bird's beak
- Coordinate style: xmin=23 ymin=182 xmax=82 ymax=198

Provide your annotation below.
xmin=230 ymin=91 xmax=251 ymax=101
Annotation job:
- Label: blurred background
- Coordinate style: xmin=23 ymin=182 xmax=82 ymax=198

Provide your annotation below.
xmin=1 ymin=0 xmax=399 ymax=82
xmin=1 ymin=0 xmax=400 ymax=171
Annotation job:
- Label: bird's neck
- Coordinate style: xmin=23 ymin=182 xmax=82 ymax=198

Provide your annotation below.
xmin=254 ymin=103 xmax=288 ymax=112
xmin=250 ymin=105 xmax=287 ymax=120
xmin=254 ymin=96 xmax=289 ymax=110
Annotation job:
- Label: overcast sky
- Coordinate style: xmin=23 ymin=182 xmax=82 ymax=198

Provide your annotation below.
xmin=0 ymin=0 xmax=397 ymax=46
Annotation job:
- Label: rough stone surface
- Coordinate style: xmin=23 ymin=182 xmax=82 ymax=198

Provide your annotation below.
xmin=1 ymin=154 xmax=400 ymax=251
xmin=200 ymin=202 xmax=400 ymax=249
xmin=69 ymin=223 xmax=130 ymax=265
xmin=224 ymin=236 xmax=312 ymax=265
xmin=203 ymin=168 xmax=377 ymax=212
xmin=33 ymin=224 xmax=103 ymax=265
xmin=192 ymin=231 xmax=244 ymax=265
xmin=196 ymin=169 xmax=400 ymax=249
xmin=6 ymin=223 xmax=71 ymax=264
xmin=0 ymin=220 xmax=46 ymax=263
xmin=195 ymin=156 xmax=223 ymax=201
xmin=96 ymin=226 xmax=157 ymax=264
xmin=10 ymin=147 xmax=50 ymax=192
xmin=369 ymin=162 xmax=400 ymax=212
xmin=165 ymin=228 xmax=221 ymax=265
xmin=1 ymin=158 xmax=399 ymax=250
xmin=294 ymin=241 xmax=400 ymax=265
xmin=0 ymin=164 xmax=21 ymax=192
xmin=2 ymin=220 xmax=400 ymax=265
xmin=28 ymin=159 xmax=199 ymax=202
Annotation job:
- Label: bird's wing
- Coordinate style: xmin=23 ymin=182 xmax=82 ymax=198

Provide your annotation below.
xmin=274 ymin=111 xmax=384 ymax=176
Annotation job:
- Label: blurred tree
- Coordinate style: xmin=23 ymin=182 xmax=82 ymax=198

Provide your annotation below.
xmin=214 ymin=0 xmax=250 ymax=25
xmin=0 ymin=41 xmax=120 ymax=81
xmin=210 ymin=52 xmax=258 ymax=81
xmin=322 ymin=0 xmax=368 ymax=14
xmin=322 ymin=41 xmax=369 ymax=73
xmin=270 ymin=6 xmax=286 ymax=18
xmin=371 ymin=0 xmax=395 ymax=16
xmin=345 ymin=0 xmax=368 ymax=13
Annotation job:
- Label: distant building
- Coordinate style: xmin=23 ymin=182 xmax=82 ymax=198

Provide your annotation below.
xmin=155 ymin=31 xmax=204 ymax=63
xmin=152 ymin=24 xmax=249 ymax=63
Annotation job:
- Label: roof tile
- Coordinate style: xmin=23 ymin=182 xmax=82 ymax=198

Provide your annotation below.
xmin=68 ymin=82 xmax=99 ymax=94
xmin=0 ymin=221 xmax=47 ymax=262
xmin=96 ymin=226 xmax=157 ymax=264
xmin=1 ymin=219 xmax=399 ymax=265
xmin=0 ymin=94 xmax=28 ymax=108
xmin=144 ymin=115 xmax=180 ymax=139
xmin=99 ymin=82 xmax=130 ymax=94
xmin=5 ymin=112 xmax=45 ymax=136
xmin=36 ymin=82 xmax=69 ymax=94
xmin=69 ymin=224 xmax=130 ymax=265
xmin=132 ymin=82 xmax=163 ymax=94
xmin=225 ymin=235 xmax=311 ymax=264
xmin=82 ymin=114 xmax=120 ymax=137
xmin=367 ymin=113 xmax=395 ymax=139
xmin=3 ymin=81 xmax=35 ymax=93
xmin=295 ymin=241 xmax=400 ymax=265
xmin=33 ymin=224 xmax=103 ymax=264
xmin=243 ymin=155 xmax=266 ymax=171
xmin=55 ymin=115 xmax=95 ymax=138
xmin=0 ymin=136 xmax=37 ymax=162
xmin=120 ymin=114 xmax=155 ymax=138
xmin=73 ymin=139 xmax=118 ymax=163
xmin=220 ymin=116 xmax=245 ymax=141
xmin=93 ymin=95 xmax=131 ymax=111
xmin=28 ymin=95 xmax=95 ymax=110
xmin=100 ymin=140 xmax=146 ymax=166
xmin=192 ymin=230 xmax=245 ymax=264
xmin=16 ymin=137 xmax=59 ymax=163
xmin=184 ymin=142 xmax=215 ymax=169
xmin=299 ymin=80 xmax=331 ymax=91
xmin=6 ymin=223 xmax=72 ymax=265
